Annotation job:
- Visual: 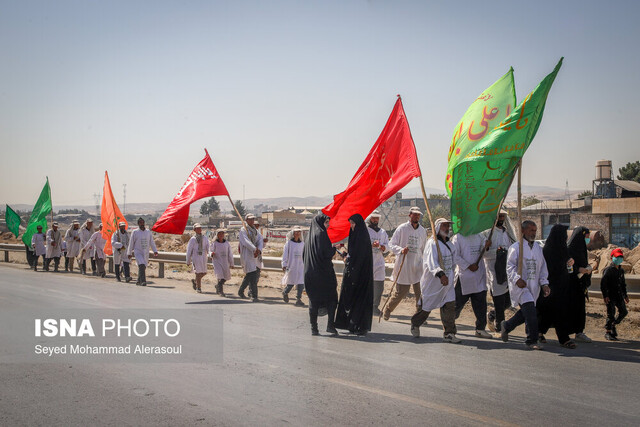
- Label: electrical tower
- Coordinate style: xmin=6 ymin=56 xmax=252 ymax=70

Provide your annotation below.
xmin=122 ymin=184 xmax=127 ymax=214
xmin=93 ymin=192 xmax=101 ymax=216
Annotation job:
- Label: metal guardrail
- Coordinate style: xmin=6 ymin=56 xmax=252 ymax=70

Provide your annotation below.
xmin=2 ymin=243 xmax=640 ymax=297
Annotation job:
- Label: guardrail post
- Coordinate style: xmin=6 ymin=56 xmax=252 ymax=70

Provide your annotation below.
xmin=158 ymin=262 xmax=165 ymax=278
xmin=108 ymin=258 xmax=113 ymax=273
xmin=4 ymin=250 xmax=8 ymax=262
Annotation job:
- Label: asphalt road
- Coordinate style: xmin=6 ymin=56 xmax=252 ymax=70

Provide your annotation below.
xmin=1 ymin=263 xmax=639 ymax=426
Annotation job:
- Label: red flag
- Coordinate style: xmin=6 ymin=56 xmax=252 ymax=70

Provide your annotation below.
xmin=323 ymin=97 xmax=421 ymax=242
xmin=101 ymin=171 xmax=127 ymax=256
xmin=152 ymin=149 xmax=229 ymax=234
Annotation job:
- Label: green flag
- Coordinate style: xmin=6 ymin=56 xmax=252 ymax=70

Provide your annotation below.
xmin=446 ymin=68 xmax=516 ymax=196
xmin=5 ymin=205 xmax=21 ymax=238
xmin=22 ymin=178 xmax=52 ymax=246
xmin=450 ymin=58 xmax=563 ymax=235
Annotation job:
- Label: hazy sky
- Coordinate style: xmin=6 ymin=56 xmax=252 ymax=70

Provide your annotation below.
xmin=1 ymin=0 xmax=639 ymax=206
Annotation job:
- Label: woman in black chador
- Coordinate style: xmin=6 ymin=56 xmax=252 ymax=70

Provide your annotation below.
xmin=303 ymin=214 xmax=339 ymax=336
xmin=538 ymin=224 xmax=576 ymax=348
xmin=567 ymin=226 xmax=593 ymax=343
xmin=335 ymin=214 xmax=374 ymax=335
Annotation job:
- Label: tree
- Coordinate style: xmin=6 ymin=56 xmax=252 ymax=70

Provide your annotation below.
xmin=522 ymin=195 xmax=541 ymax=207
xmin=234 ymin=200 xmax=247 ymax=218
xmin=577 ymin=190 xmax=593 ymax=200
xmin=429 ymin=194 xmax=449 ymax=200
xmin=199 ymin=200 xmax=210 ymax=216
xmin=617 ymin=161 xmax=640 ymax=183
xmin=208 ymin=197 xmax=220 ymax=214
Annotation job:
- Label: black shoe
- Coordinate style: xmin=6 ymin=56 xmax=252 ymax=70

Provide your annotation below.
xmin=125 ymin=277 xmax=132 ymax=283
xmin=282 ymin=291 xmax=289 ymax=303
xmin=238 ymin=290 xmax=247 ymax=299
xmin=116 ymin=276 xmax=121 ymax=282
xmin=191 ymin=279 xmax=197 ymax=290
xmin=326 ymin=326 xmax=338 ymax=336
xmin=295 ymin=299 xmax=305 ymax=307
xmin=136 ymin=282 xmax=142 ymax=286
xmin=100 ymin=273 xmax=106 ymax=278
xmin=252 ymin=297 xmax=259 ymax=303
xmin=141 ymin=282 xmax=147 ymax=286
xmin=311 ymin=325 xmax=320 ymax=336
xmin=215 ymin=284 xmax=221 ymax=295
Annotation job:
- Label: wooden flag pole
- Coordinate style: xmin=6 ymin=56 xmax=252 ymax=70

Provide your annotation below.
xmin=517 ymin=160 xmax=524 ymax=277
xmin=227 ymin=195 xmax=248 ymax=233
xmin=418 ymin=175 xmax=444 ymax=267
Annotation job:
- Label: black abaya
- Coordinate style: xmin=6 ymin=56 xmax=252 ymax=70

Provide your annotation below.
xmin=567 ymin=226 xmax=590 ymax=334
xmin=335 ymin=214 xmax=374 ymax=334
xmin=538 ymin=224 xmax=571 ymax=344
xmin=303 ymin=214 xmax=338 ymax=318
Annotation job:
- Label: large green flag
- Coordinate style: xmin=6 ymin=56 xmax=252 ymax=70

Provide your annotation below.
xmin=21 ymin=178 xmax=52 ymax=246
xmin=446 ymin=68 xmax=516 ymax=196
xmin=450 ymin=58 xmax=563 ymax=235
xmin=5 ymin=205 xmax=21 ymax=238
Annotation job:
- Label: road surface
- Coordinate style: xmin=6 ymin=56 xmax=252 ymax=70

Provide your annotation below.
xmin=1 ymin=263 xmax=639 ymax=426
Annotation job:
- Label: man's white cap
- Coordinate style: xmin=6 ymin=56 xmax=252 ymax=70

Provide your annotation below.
xmin=193 ymin=223 xmax=202 ymax=229
xmin=86 ymin=218 xmax=93 ymax=222
xmin=52 ymin=222 xmax=59 ymax=226
xmin=292 ymin=226 xmax=302 ymax=232
xmin=434 ymin=217 xmax=452 ymax=231
xmin=118 ymin=221 xmax=126 ymax=226
xmin=409 ymin=207 xmax=423 ymax=216
xmin=369 ymin=210 xmax=381 ymax=218
xmin=245 ymin=214 xmax=255 ymax=220
xmin=72 ymin=220 xmax=80 ymax=225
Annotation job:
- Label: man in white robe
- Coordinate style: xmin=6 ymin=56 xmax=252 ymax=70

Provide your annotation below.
xmin=453 ymin=232 xmax=492 ymax=338
xmin=31 ymin=225 xmax=46 ymax=271
xmin=186 ymin=223 xmax=210 ymax=293
xmin=481 ymin=212 xmax=516 ymax=332
xmin=237 ymin=214 xmax=263 ymax=302
xmin=383 ymin=207 xmax=426 ymax=320
xmin=64 ymin=220 xmax=81 ymax=272
xmin=84 ymin=223 xmax=107 ymax=278
xmin=281 ymin=227 xmax=305 ymax=306
xmin=500 ymin=220 xmax=550 ymax=350
xmin=127 ymin=217 xmax=158 ymax=286
xmin=366 ymin=211 xmax=389 ymax=316
xmin=111 ymin=221 xmax=131 ymax=282
xmin=45 ymin=222 xmax=63 ymax=272
xmin=79 ymin=219 xmax=95 ymax=275
xmin=211 ymin=229 xmax=233 ymax=296
xmin=410 ymin=218 xmax=461 ymax=343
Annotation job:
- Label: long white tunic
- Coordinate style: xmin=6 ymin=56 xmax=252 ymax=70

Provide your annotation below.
xmin=31 ymin=233 xmax=46 ymax=256
xmin=481 ymin=227 xmax=513 ymax=296
xmin=420 ymin=237 xmax=457 ymax=312
xmin=281 ymin=239 xmax=304 ymax=285
xmin=84 ymin=231 xmax=107 ymax=259
xmin=238 ymin=226 xmax=264 ymax=274
xmin=186 ymin=234 xmax=210 ymax=274
xmin=453 ymin=233 xmax=487 ymax=295
xmin=506 ymin=241 xmax=549 ymax=307
xmin=367 ymin=226 xmax=389 ymax=281
xmin=111 ymin=230 xmax=131 ymax=264
xmin=127 ymin=228 xmax=158 ymax=266
xmin=211 ymin=240 xmax=233 ymax=281
xmin=45 ymin=229 xmax=63 ymax=258
xmin=65 ymin=228 xmax=82 ymax=258
xmin=389 ymin=222 xmax=427 ymax=285
xmin=80 ymin=227 xmax=94 ymax=260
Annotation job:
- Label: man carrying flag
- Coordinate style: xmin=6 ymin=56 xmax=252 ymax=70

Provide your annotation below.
xmin=112 ymin=221 xmax=131 ymax=282
xmin=128 ymin=218 xmax=158 ymax=286
xmin=44 ymin=222 xmax=63 ymax=272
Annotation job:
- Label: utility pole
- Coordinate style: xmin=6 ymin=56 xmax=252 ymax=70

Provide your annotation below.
xmin=122 ymin=183 xmax=127 ymax=214
xmin=93 ymin=192 xmax=101 ymax=217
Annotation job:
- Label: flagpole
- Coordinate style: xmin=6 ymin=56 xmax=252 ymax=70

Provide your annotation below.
xmin=517 ymin=160 xmax=523 ymax=277
xmin=48 ymin=176 xmax=53 ymax=228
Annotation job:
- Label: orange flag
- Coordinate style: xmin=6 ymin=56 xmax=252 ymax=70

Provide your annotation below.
xmin=101 ymin=171 xmax=127 ymax=255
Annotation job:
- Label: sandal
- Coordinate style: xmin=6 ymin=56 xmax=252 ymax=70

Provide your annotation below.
xmin=538 ymin=334 xmax=547 ymax=344
xmin=561 ymin=340 xmax=576 ymax=349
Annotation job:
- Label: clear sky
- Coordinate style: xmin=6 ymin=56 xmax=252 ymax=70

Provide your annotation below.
xmin=1 ymin=0 xmax=639 ymax=206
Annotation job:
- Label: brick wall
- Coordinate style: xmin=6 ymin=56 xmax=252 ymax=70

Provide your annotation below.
xmin=570 ymin=213 xmax=610 ymax=244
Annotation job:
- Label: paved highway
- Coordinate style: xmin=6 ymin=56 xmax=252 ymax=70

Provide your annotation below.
xmin=0 ymin=264 xmax=639 ymax=426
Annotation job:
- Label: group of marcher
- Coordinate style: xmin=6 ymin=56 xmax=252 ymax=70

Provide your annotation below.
xmin=301 ymin=209 xmax=631 ymax=348
xmin=28 ymin=217 xmax=158 ymax=286
xmin=27 ymin=208 xmax=630 ymax=347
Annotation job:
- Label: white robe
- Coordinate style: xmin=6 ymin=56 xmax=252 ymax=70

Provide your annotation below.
xmin=419 ymin=237 xmax=457 ymax=312
xmin=281 ymin=239 xmax=304 ymax=285
xmin=389 ymin=222 xmax=427 ymax=285
xmin=367 ymin=226 xmax=389 ymax=281
xmin=186 ymin=234 xmax=210 ymax=274
xmin=238 ymin=226 xmax=264 ymax=274
xmin=31 ymin=233 xmax=46 ymax=256
xmin=64 ymin=228 xmax=82 ymax=258
xmin=111 ymin=230 xmax=131 ymax=264
xmin=85 ymin=231 xmax=107 ymax=259
xmin=45 ymin=229 xmax=63 ymax=258
xmin=453 ymin=233 xmax=487 ymax=295
xmin=80 ymin=227 xmax=94 ymax=260
xmin=127 ymin=228 xmax=158 ymax=266
xmin=506 ymin=241 xmax=549 ymax=307
xmin=481 ymin=227 xmax=514 ymax=296
xmin=211 ymin=240 xmax=233 ymax=281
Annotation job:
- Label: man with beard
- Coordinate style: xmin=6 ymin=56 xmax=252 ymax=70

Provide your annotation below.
xmin=111 ymin=221 xmax=131 ymax=282
xmin=237 ymin=214 xmax=264 ymax=302
xmin=44 ymin=222 xmax=62 ymax=272
xmin=383 ymin=207 xmax=426 ymax=320
xmin=64 ymin=220 xmax=81 ymax=272
xmin=31 ymin=225 xmax=46 ymax=271
xmin=501 ymin=221 xmax=550 ymax=350
xmin=366 ymin=211 xmax=389 ymax=316
xmin=84 ymin=223 xmax=107 ymax=278
xmin=186 ymin=223 xmax=209 ymax=293
xmin=79 ymin=219 xmax=95 ymax=275
xmin=127 ymin=218 xmax=158 ymax=286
